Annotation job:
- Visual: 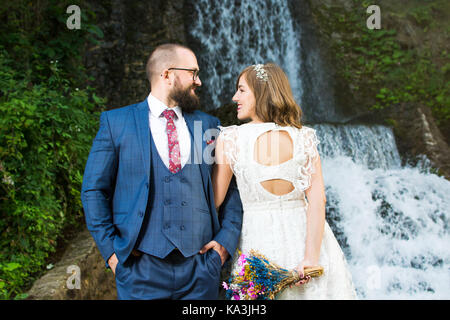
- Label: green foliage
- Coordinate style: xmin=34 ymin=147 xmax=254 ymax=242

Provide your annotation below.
xmin=0 ymin=1 xmax=105 ymax=299
xmin=315 ymin=0 xmax=449 ymax=139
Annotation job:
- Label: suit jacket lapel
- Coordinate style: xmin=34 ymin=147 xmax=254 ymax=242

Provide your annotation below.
xmin=133 ymin=100 xmax=151 ymax=180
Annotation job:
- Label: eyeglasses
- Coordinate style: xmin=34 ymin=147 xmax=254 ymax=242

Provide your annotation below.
xmin=168 ymin=68 xmax=200 ymax=81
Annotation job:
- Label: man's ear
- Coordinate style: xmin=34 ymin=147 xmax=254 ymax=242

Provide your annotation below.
xmin=161 ymin=69 xmax=172 ymax=85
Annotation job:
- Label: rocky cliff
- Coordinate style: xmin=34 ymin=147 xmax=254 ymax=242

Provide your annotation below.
xmin=301 ymin=0 xmax=449 ymax=178
xmin=84 ymin=0 xmax=187 ymax=109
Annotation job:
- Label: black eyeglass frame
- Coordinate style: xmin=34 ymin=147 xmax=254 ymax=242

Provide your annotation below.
xmin=167 ymin=68 xmax=200 ymax=81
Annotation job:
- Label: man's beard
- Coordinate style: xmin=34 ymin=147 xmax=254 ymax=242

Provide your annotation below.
xmin=168 ymin=80 xmax=201 ymax=114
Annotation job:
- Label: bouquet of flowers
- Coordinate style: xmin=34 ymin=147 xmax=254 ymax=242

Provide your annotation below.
xmin=222 ymin=250 xmax=324 ymax=300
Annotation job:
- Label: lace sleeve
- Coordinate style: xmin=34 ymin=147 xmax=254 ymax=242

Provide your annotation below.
xmin=217 ymin=125 xmax=239 ymax=171
xmin=295 ymin=126 xmax=321 ymax=191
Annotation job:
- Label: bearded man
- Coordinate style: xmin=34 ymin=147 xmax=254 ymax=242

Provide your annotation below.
xmin=81 ymin=44 xmax=243 ymax=300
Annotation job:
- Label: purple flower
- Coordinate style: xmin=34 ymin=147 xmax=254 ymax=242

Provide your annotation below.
xmin=233 ymin=294 xmax=240 ymax=300
xmin=222 ymin=282 xmax=229 ymax=290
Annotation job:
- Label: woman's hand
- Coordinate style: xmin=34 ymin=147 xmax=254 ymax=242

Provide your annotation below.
xmin=294 ymin=259 xmax=318 ymax=286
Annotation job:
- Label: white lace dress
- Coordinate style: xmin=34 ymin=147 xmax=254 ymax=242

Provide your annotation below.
xmin=219 ymin=122 xmax=357 ymax=300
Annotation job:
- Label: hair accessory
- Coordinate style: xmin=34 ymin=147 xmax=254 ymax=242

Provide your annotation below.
xmin=253 ymin=64 xmax=269 ymax=82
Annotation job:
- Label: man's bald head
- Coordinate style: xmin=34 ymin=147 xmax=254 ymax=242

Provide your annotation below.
xmin=146 ymin=43 xmax=194 ymax=86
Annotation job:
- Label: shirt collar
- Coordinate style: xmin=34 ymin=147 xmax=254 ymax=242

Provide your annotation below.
xmin=147 ymin=93 xmax=182 ymax=120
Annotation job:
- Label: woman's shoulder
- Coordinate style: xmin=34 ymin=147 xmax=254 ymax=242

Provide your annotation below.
xmin=295 ymin=124 xmax=314 ymax=132
xmin=218 ymin=124 xmax=239 ymax=130
xmin=217 ymin=125 xmax=240 ymax=143
xmin=218 ymin=124 xmax=239 ymax=134
xmin=218 ymin=122 xmax=270 ymax=135
xmin=294 ymin=125 xmax=320 ymax=148
xmin=291 ymin=124 xmax=318 ymax=137
xmin=218 ymin=122 xmax=317 ymax=136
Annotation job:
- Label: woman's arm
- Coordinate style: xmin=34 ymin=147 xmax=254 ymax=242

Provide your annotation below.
xmin=295 ymin=154 xmax=326 ymax=282
xmin=299 ymin=154 xmax=326 ymax=276
xmin=212 ymin=135 xmax=234 ymax=210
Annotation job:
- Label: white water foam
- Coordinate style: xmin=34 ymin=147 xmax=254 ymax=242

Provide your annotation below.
xmin=321 ymin=151 xmax=449 ymax=299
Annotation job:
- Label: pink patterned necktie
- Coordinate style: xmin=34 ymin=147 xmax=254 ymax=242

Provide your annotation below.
xmin=161 ymin=109 xmax=181 ymax=173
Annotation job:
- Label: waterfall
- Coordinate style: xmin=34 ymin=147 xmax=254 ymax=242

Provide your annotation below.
xmin=187 ymin=0 xmax=450 ymax=299
xmin=189 ymin=0 xmax=302 ymax=110
xmin=314 ymin=124 xmax=450 ymax=299
xmin=314 ymin=124 xmax=402 ymax=170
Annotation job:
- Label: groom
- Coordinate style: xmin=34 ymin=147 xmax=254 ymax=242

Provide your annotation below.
xmin=81 ymin=43 xmax=243 ymax=299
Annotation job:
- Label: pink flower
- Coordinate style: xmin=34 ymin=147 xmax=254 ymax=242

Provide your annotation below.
xmin=222 ymin=282 xmax=229 ymax=290
xmin=247 ymin=286 xmax=258 ymax=299
xmin=239 ymin=267 xmax=245 ymax=276
xmin=238 ymin=254 xmax=247 ymax=266
xmin=233 ymin=294 xmax=240 ymax=300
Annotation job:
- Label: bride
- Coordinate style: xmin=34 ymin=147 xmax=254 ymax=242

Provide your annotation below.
xmin=212 ymin=63 xmax=357 ymax=299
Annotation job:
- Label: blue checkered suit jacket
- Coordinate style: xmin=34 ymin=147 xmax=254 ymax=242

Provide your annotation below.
xmin=81 ymin=99 xmax=243 ymax=266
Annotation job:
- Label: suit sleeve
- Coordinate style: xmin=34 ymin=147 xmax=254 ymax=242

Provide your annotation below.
xmin=212 ymin=118 xmax=243 ymax=260
xmin=81 ymin=111 xmax=118 ymax=266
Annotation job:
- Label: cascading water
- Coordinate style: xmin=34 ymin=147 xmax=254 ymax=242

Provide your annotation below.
xmin=187 ymin=0 xmax=450 ymax=299
xmin=314 ymin=124 xmax=403 ymax=170
xmin=189 ymin=0 xmax=302 ymax=109
xmin=313 ymin=124 xmax=450 ymax=299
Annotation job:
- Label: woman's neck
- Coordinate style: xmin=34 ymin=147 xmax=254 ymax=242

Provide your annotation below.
xmin=248 ymin=117 xmax=265 ymax=124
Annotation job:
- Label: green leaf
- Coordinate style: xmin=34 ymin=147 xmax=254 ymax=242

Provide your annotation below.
xmin=4 ymin=262 xmax=21 ymax=271
xmin=14 ymin=293 xmax=29 ymax=300
xmin=87 ymin=25 xmax=104 ymax=39
xmin=393 ymin=51 xmax=403 ymax=59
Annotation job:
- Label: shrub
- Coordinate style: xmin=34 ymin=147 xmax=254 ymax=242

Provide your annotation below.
xmin=0 ymin=1 xmax=104 ymax=299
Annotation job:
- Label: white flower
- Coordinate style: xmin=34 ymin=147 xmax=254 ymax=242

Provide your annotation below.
xmin=2 ymin=175 xmax=14 ymax=186
xmin=253 ymin=64 xmax=269 ymax=82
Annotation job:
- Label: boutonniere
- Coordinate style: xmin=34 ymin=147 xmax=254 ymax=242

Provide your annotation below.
xmin=206 ymin=139 xmax=215 ymax=145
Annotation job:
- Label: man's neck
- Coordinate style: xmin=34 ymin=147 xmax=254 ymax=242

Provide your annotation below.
xmin=150 ymin=89 xmax=176 ymax=108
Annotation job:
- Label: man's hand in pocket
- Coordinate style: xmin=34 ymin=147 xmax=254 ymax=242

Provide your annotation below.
xmin=108 ymin=253 xmax=119 ymax=275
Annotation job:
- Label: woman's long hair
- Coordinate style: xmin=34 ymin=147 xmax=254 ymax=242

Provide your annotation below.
xmin=236 ymin=63 xmax=303 ymax=128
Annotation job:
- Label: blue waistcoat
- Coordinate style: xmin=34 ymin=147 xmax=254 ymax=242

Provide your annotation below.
xmin=135 ymin=129 xmax=212 ymax=258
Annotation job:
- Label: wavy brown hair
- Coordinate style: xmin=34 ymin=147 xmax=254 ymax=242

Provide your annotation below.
xmin=236 ymin=63 xmax=303 ymax=128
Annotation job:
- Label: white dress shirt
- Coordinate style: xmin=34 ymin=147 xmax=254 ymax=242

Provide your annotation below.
xmin=147 ymin=93 xmax=191 ymax=169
